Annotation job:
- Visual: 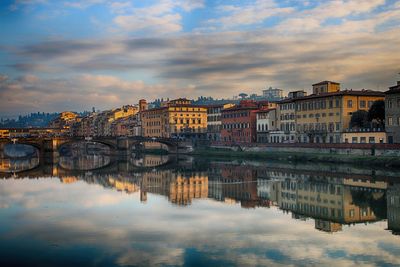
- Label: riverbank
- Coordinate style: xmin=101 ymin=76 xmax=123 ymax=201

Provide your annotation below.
xmin=190 ymin=147 xmax=400 ymax=168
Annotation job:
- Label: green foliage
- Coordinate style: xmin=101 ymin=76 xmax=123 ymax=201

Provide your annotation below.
xmin=350 ymin=110 xmax=369 ymax=128
xmin=368 ymin=100 xmax=385 ymax=127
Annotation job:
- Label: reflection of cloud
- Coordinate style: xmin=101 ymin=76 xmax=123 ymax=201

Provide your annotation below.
xmin=1 ymin=178 xmax=399 ymax=266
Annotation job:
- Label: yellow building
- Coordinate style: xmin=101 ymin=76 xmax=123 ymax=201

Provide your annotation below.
xmin=292 ymin=81 xmax=385 ymax=143
xmin=341 ymin=130 xmax=386 ymax=144
xmin=0 ymin=129 xmax=10 ymax=138
xmin=141 ymin=98 xmax=207 ymax=138
xmin=49 ymin=111 xmax=79 ymax=130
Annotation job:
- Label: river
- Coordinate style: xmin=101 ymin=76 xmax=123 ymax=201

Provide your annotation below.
xmin=0 ymin=148 xmax=399 ymax=266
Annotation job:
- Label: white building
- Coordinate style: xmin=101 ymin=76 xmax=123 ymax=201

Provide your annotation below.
xmin=256 ymin=109 xmax=277 ymax=143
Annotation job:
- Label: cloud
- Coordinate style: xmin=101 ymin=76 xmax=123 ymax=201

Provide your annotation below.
xmin=64 ymin=0 xmax=107 ymax=9
xmin=207 ymin=0 xmax=294 ymax=29
xmin=112 ymin=0 xmax=204 ymax=34
xmin=1 ymin=0 xmax=400 ymax=115
xmin=1 ymin=176 xmax=400 ymax=266
xmin=0 ymin=73 xmax=198 ymax=115
xmin=114 ymin=13 xmax=182 ymax=34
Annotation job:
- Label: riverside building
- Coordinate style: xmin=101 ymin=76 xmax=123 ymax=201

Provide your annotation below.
xmin=141 ymin=98 xmax=207 ymax=138
xmin=385 ymin=80 xmax=400 ymax=143
xmin=276 ymin=81 xmax=385 ymax=143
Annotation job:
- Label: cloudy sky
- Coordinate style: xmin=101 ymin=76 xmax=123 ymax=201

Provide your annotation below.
xmin=0 ymin=0 xmax=399 ymax=116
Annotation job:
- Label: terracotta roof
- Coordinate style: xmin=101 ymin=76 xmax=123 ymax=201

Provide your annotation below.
xmin=222 ymin=106 xmax=259 ymax=112
xmin=277 ymin=90 xmax=384 ymax=103
xmin=312 ymin=81 xmax=340 ymax=86
xmin=256 ymin=108 xmax=276 ymax=113
xmin=386 ymin=83 xmax=400 ymax=94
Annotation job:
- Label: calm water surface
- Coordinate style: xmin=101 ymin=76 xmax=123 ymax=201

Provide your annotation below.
xmin=0 ymin=149 xmax=400 ymax=266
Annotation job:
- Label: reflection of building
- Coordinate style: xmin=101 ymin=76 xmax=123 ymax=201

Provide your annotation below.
xmin=272 ymin=174 xmax=387 ymax=232
xmin=208 ymin=164 xmax=261 ymax=208
xmin=0 ymin=157 xmax=40 ymax=172
xmin=61 ymin=177 xmax=78 ymax=184
xmin=169 ymin=175 xmax=208 ymax=205
xmin=141 ymin=170 xmax=208 ymax=206
xmin=0 ymin=158 xmax=11 ymax=171
xmin=131 ymin=154 xmax=169 ymax=167
xmin=108 ymin=177 xmax=139 ymax=194
xmin=315 ymin=220 xmax=342 ymax=233
xmin=387 ymin=183 xmax=400 ymax=235
xmin=59 ymin=154 xmax=111 ymax=170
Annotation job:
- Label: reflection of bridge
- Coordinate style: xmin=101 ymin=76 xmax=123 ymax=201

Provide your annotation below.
xmin=0 ymin=136 xmax=182 ymax=156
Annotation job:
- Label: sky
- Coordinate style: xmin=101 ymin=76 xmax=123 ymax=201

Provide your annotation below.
xmin=0 ymin=0 xmax=399 ymax=116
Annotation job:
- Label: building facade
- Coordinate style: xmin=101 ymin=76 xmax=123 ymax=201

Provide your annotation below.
xmin=141 ymin=98 xmax=207 ymax=138
xmin=292 ymin=81 xmax=384 ymax=143
xmin=206 ymin=103 xmax=235 ymax=141
xmin=276 ymin=99 xmax=297 ymax=143
xmin=262 ymin=87 xmax=284 ymax=100
xmin=221 ymin=100 xmax=267 ymax=143
xmin=256 ymin=108 xmax=277 ymax=143
xmin=385 ymin=80 xmax=400 ymax=143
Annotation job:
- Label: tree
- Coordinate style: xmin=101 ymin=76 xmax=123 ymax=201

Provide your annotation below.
xmin=368 ymin=100 xmax=385 ymax=128
xmin=239 ymin=93 xmax=248 ymax=99
xmin=350 ymin=110 xmax=369 ymax=129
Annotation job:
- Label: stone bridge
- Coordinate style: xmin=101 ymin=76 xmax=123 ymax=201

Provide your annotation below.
xmin=0 ymin=136 xmax=183 ymax=157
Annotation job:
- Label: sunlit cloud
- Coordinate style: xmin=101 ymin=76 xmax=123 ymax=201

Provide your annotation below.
xmin=1 ymin=0 xmax=399 ymax=115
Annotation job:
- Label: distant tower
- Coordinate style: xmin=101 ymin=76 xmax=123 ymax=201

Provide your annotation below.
xmin=92 ymin=107 xmax=95 ymax=113
xmin=139 ymin=99 xmax=148 ymax=112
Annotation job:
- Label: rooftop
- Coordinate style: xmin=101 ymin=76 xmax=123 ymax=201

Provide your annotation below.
xmin=312 ymin=81 xmax=340 ymax=86
xmin=278 ymin=89 xmax=384 ymax=102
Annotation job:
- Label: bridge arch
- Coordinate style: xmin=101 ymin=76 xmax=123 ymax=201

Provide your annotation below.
xmin=126 ymin=137 xmax=179 ymax=153
xmin=57 ymin=138 xmax=118 ymax=152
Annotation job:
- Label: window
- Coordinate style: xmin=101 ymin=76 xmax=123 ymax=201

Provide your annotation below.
xmin=360 ymin=100 xmax=366 ymax=108
xmin=349 ymin=209 xmax=355 ymax=218
xmin=360 ymin=137 xmax=366 ymax=143
xmin=369 ymin=137 xmax=375 ymax=143
xmin=347 ymin=100 xmax=353 ymax=108
xmin=388 ymin=117 xmax=393 ymax=126
xmin=352 ymin=137 xmax=358 ymax=143
xmin=368 ymin=101 xmax=373 ymax=108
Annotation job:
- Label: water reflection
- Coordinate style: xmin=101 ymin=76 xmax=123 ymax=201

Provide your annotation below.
xmin=0 ymin=153 xmax=400 ymax=266
xmin=0 ymin=157 xmax=39 ymax=173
